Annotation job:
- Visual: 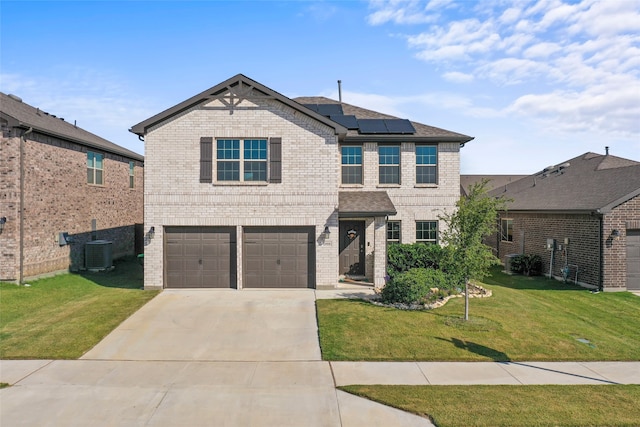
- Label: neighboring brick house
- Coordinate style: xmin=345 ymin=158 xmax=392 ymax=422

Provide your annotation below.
xmin=485 ymin=151 xmax=640 ymax=292
xmin=0 ymin=92 xmax=144 ymax=282
xmin=130 ymin=74 xmax=473 ymax=290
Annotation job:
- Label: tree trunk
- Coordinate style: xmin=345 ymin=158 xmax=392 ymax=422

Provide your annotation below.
xmin=464 ymin=280 xmax=469 ymax=321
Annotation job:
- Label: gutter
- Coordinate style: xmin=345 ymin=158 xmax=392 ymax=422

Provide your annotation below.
xmin=16 ymin=123 xmax=143 ymax=162
xmin=343 ymin=135 xmax=474 ymax=144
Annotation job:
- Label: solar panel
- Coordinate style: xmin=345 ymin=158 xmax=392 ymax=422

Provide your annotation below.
xmin=302 ymin=104 xmax=320 ymax=113
xmin=384 ymin=119 xmax=415 ymax=134
xmin=357 ymin=119 xmax=388 ymax=134
xmin=316 ymin=104 xmax=344 ymax=116
xmin=330 ymin=115 xmax=359 ymax=129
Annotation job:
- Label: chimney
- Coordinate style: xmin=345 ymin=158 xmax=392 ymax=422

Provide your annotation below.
xmin=337 ymin=80 xmax=342 ymax=103
xmin=605 ymin=146 xmax=609 ymax=155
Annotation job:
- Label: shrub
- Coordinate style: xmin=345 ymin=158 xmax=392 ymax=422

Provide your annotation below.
xmin=381 ymin=268 xmax=453 ymax=305
xmin=510 ymin=254 xmax=543 ymax=276
xmin=387 ymin=243 xmax=445 ymax=279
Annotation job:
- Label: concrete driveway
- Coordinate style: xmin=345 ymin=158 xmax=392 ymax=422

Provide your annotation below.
xmin=1 ymin=289 xmax=434 ymax=427
xmin=82 ymin=289 xmax=321 ymax=361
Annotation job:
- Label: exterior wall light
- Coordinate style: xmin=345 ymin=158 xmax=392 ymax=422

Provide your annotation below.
xmin=148 ymin=226 xmax=155 ymax=239
xmin=0 ymin=216 xmax=6 ymax=234
xmin=323 ymin=225 xmax=331 ymax=238
xmin=611 ymin=229 xmax=620 ymax=241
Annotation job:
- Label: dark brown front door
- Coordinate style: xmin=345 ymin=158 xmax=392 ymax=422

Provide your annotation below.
xmin=339 ymin=221 xmax=365 ymax=275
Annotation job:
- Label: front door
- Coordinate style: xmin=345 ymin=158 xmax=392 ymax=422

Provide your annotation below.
xmin=339 ymin=221 xmax=365 ymax=276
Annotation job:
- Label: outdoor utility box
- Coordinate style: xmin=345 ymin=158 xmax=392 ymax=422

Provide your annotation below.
xmin=546 ymin=238 xmax=556 ymax=251
xmin=85 ymin=240 xmax=113 ymax=270
xmin=504 ymin=254 xmax=520 ymax=273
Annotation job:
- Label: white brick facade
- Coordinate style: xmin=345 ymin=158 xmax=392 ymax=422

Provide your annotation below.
xmin=139 ymin=76 xmax=466 ymax=290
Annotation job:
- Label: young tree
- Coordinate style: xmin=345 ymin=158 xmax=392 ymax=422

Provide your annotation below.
xmin=440 ymin=180 xmax=507 ymax=320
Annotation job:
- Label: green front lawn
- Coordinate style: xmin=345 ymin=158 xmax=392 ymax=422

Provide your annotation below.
xmin=0 ymin=258 xmax=159 ymax=359
xmin=341 ymin=384 xmax=640 ymax=427
xmin=317 ymin=267 xmax=640 ymax=361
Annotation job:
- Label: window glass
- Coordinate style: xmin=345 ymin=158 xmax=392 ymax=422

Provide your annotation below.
xmin=501 ymin=219 xmax=513 ymax=242
xmin=416 ymin=221 xmax=438 ymax=244
xmin=416 ymin=145 xmax=437 ymax=184
xmin=244 ymin=139 xmax=267 ymax=181
xmin=342 ymin=146 xmax=362 ymax=184
xmin=379 ymin=145 xmax=400 ymax=184
xmin=87 ymin=151 xmax=103 ymax=185
xmin=129 ymin=161 xmax=135 ymax=188
xmin=387 ymin=221 xmax=401 ymax=244
xmin=217 ymin=139 xmax=240 ymax=181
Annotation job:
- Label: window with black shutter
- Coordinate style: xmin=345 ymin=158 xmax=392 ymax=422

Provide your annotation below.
xmin=200 ymin=137 xmax=213 ymax=183
xmin=269 ymin=137 xmax=282 ymax=183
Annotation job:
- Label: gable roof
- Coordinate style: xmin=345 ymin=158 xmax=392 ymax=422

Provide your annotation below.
xmin=294 ymin=96 xmax=473 ymax=143
xmin=489 ymin=152 xmax=640 ymax=213
xmin=0 ymin=92 xmax=143 ymax=161
xmin=130 ymin=74 xmax=347 ymax=137
xmin=461 ymin=174 xmax=528 ymax=197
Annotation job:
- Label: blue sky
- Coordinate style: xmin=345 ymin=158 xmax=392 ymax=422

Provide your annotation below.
xmin=2 ymin=0 xmax=638 ymax=174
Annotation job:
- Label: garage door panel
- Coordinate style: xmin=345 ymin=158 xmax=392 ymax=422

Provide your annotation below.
xmin=164 ymin=227 xmax=236 ymax=288
xmin=243 ymin=227 xmax=314 ymax=289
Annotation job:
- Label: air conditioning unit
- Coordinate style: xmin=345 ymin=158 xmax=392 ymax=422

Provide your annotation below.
xmin=85 ymin=240 xmax=113 ymax=270
xmin=504 ymin=253 xmax=520 ymax=274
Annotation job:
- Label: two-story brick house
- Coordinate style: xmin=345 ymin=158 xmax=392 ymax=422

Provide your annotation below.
xmin=131 ymin=74 xmax=472 ymax=290
xmin=0 ymin=92 xmax=144 ymax=282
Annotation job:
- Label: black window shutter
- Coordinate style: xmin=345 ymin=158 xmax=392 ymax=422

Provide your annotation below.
xmin=269 ymin=137 xmax=282 ymax=183
xmin=200 ymin=137 xmax=213 ymax=183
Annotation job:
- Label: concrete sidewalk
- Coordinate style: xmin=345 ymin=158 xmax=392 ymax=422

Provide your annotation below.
xmin=3 ymin=359 xmax=639 ymax=426
xmin=2 ymin=288 xmax=639 ymax=427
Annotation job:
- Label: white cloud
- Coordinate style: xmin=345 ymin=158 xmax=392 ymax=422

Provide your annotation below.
xmin=442 ymin=71 xmax=474 ymax=83
xmin=367 ymin=0 xmax=640 ymax=142
xmin=0 ymin=68 xmax=151 ymax=153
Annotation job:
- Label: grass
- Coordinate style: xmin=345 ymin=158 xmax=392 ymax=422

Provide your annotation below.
xmin=317 ymin=266 xmax=640 ymax=361
xmin=340 ymin=384 xmax=640 ymax=427
xmin=0 ymin=258 xmax=159 ymax=359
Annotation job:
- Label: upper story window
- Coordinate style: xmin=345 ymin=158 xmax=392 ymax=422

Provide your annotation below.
xmin=243 ymin=139 xmax=267 ymax=181
xmin=216 ymin=139 xmax=267 ymax=182
xmin=342 ymin=146 xmax=362 ymax=185
xmin=387 ymin=221 xmax=401 ymax=244
xmin=129 ymin=161 xmax=135 ymax=188
xmin=416 ymin=145 xmax=437 ymax=184
xmin=87 ymin=151 xmax=104 ymax=185
xmin=416 ymin=221 xmax=438 ymax=244
xmin=501 ymin=219 xmax=513 ymax=242
xmin=379 ymin=145 xmax=400 ymax=184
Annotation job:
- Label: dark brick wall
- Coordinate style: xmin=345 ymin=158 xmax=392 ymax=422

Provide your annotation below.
xmin=495 ymin=212 xmax=601 ymax=288
xmin=602 ymin=194 xmax=640 ymax=290
xmin=490 ymin=196 xmax=640 ymax=291
xmin=0 ymin=134 xmax=143 ymax=281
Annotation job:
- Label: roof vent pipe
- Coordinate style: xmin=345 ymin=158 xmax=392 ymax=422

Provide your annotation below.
xmin=337 ymin=80 xmax=342 ymax=103
xmin=605 ymin=146 xmax=609 ymax=155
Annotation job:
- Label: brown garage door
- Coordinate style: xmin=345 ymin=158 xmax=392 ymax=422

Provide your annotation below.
xmin=627 ymin=229 xmax=640 ymax=291
xmin=243 ymin=227 xmax=315 ymax=288
xmin=165 ymin=226 xmax=236 ymax=288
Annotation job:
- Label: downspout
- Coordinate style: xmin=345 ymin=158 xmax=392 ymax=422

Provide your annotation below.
xmin=19 ymin=127 xmax=33 ymax=284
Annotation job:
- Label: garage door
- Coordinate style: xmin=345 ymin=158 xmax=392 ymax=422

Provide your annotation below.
xmin=627 ymin=229 xmax=640 ymax=291
xmin=165 ymin=227 xmax=236 ymax=288
xmin=243 ymin=227 xmax=315 ymax=288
